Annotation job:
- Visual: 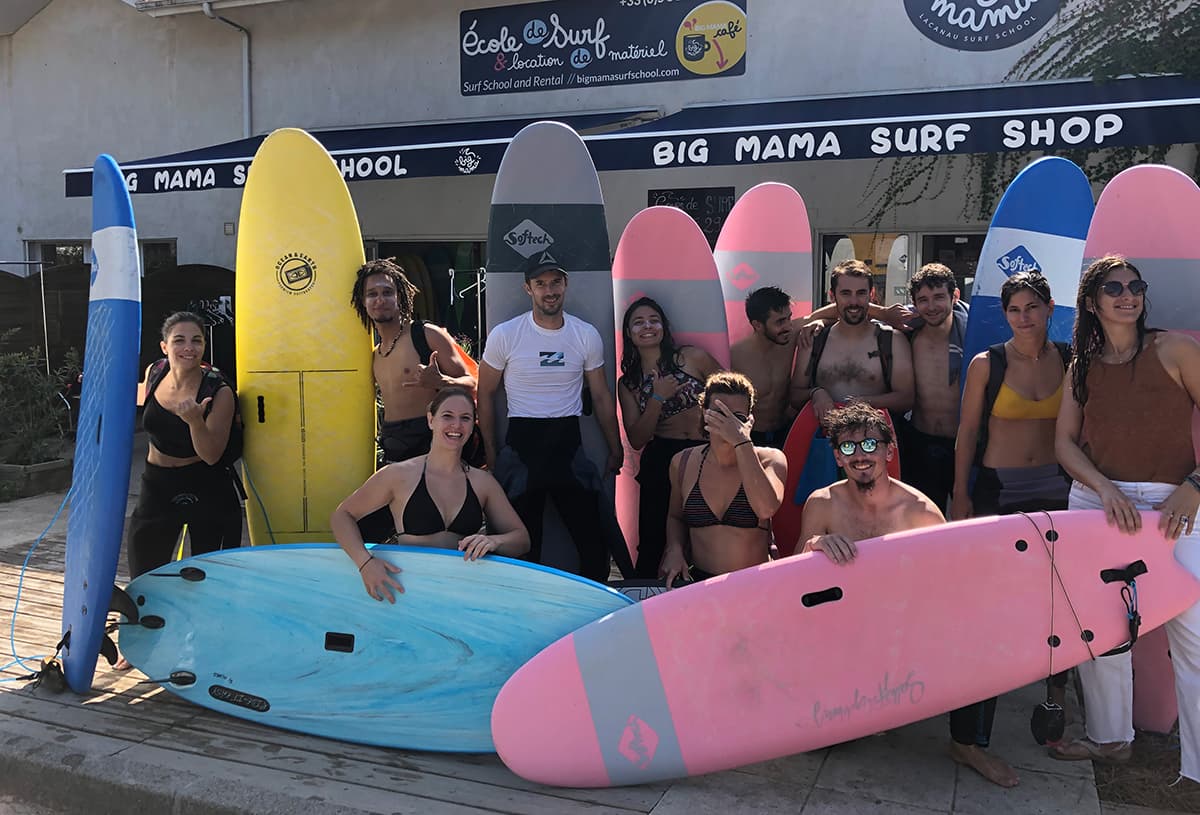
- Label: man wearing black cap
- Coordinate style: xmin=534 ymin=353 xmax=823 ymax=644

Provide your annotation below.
xmin=476 ymin=259 xmax=624 ymax=581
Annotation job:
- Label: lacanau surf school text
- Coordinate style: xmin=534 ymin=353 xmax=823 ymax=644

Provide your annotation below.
xmin=650 ymin=113 xmax=1126 ymax=166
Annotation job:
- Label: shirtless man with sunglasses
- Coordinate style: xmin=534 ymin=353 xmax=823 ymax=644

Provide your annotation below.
xmin=800 ymin=403 xmax=1020 ymax=786
xmin=799 ymin=401 xmax=943 ymax=565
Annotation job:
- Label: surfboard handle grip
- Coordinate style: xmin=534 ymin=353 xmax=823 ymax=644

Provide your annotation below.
xmin=138 ymin=670 xmax=196 ymax=687
xmin=1097 ymin=560 xmax=1146 ymax=657
xmin=257 ymin=395 xmax=265 ymax=423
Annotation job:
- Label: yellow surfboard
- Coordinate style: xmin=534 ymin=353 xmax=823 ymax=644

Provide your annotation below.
xmin=235 ymin=128 xmax=374 ymax=544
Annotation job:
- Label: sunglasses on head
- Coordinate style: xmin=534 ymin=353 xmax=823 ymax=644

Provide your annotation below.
xmin=1100 ymin=279 xmax=1148 ymax=297
xmin=836 ymin=438 xmax=881 ymax=456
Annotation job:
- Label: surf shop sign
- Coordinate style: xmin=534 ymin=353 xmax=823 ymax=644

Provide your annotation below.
xmin=460 ymin=0 xmax=748 ymax=97
xmin=904 ymin=0 xmax=1060 ymax=51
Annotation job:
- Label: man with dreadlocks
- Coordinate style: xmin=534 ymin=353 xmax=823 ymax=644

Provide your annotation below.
xmin=350 ymin=258 xmax=476 ymax=465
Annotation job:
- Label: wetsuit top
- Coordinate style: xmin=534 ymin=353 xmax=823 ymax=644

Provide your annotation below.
xmin=636 ymin=368 xmax=704 ymax=419
xmin=143 ymin=386 xmax=217 ymax=458
xmin=682 ymin=445 xmax=760 ymax=529
xmin=991 ymin=379 xmax=1063 ymax=421
xmin=401 ymin=461 xmax=484 ymax=536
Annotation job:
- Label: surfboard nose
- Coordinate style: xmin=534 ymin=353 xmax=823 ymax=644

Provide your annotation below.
xmin=491 ymin=634 xmax=610 ymax=787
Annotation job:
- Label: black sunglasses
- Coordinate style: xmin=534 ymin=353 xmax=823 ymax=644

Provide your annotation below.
xmin=1100 ymin=279 xmax=1148 ymax=297
xmin=836 ymin=438 xmax=881 ymax=456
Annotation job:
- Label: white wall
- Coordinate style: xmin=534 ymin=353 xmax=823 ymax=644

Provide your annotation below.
xmin=0 ymin=0 xmax=1159 ymax=273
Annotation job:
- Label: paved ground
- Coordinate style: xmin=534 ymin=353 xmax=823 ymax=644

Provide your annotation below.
xmin=0 ymin=435 xmax=1105 ymax=814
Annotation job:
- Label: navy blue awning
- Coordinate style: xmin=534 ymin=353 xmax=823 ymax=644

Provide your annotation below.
xmin=63 ymin=109 xmax=658 ymax=197
xmin=584 ymin=74 xmax=1200 ymax=171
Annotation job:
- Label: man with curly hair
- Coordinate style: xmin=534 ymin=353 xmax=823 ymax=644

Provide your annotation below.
xmin=350 ymin=258 xmax=476 ymax=465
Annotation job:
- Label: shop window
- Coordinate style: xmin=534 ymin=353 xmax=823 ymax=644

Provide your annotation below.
xmin=919 ymin=234 xmax=984 ymax=300
xmin=28 ymin=241 xmax=87 ymax=269
xmin=818 ymin=233 xmax=910 ymax=307
xmin=142 ymin=241 xmax=177 ymax=276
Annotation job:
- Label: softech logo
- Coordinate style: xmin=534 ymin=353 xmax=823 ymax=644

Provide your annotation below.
xmin=276 ymin=252 xmax=316 ymax=295
xmin=997 ymin=245 xmax=1039 ymax=275
xmin=504 ymin=219 xmax=554 ymax=259
xmin=676 ymin=1 xmax=746 ymax=76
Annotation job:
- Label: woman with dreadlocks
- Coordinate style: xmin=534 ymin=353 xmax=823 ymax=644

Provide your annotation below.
xmin=1052 ymin=255 xmax=1200 ymax=783
xmin=617 ymin=297 xmax=722 ymax=577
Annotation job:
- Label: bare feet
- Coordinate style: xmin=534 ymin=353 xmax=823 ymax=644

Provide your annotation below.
xmin=112 ymin=657 xmax=132 ymax=671
xmin=1049 ymin=737 xmax=1131 ymax=763
xmin=949 ymin=741 xmax=1020 ymax=787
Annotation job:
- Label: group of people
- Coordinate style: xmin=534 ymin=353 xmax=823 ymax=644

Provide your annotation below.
xmin=121 ymin=250 xmax=1200 ymax=793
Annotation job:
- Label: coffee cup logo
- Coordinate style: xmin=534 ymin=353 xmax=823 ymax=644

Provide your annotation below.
xmin=683 ymin=34 xmax=711 ymax=61
xmin=675 ymin=1 xmax=747 ymax=76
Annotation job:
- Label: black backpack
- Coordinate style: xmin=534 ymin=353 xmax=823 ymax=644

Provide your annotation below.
xmin=408 ymin=321 xmax=487 ymax=469
xmin=974 ymin=341 xmax=1071 ymax=465
xmin=146 ymin=358 xmax=246 ymax=495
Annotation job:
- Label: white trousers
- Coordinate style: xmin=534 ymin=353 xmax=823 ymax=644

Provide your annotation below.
xmin=1069 ymin=481 xmax=1200 ymax=781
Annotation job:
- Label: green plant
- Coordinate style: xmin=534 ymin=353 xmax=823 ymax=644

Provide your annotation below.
xmin=0 ymin=330 xmax=74 ymax=465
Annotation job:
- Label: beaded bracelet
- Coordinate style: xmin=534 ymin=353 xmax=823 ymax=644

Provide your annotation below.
xmin=358 ymin=555 xmax=375 ymax=572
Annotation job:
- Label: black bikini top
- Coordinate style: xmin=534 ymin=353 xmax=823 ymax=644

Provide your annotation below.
xmin=401 ymin=461 xmax=484 ymax=537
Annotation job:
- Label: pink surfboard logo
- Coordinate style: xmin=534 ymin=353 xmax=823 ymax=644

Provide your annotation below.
xmin=618 ymin=714 xmax=659 ymax=768
xmin=729 ymin=262 xmax=759 ymax=290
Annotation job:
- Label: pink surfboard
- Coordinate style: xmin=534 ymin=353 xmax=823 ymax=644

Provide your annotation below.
xmin=714 ymin=183 xmax=813 ymax=347
xmin=773 ymin=402 xmax=901 ymax=558
xmin=612 ymin=206 xmax=730 ymax=565
xmin=491 ymin=511 xmax=1200 ymax=787
xmin=1084 ymin=164 xmax=1200 ymax=733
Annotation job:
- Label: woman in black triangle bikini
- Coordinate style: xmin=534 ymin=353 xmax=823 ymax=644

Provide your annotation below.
xmin=659 ymin=372 xmax=787 ymax=586
xmin=331 ymin=387 xmax=530 ymax=602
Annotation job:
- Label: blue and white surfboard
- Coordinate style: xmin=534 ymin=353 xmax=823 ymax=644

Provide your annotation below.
xmin=961 ymin=157 xmax=1094 ymax=386
xmin=61 ymin=155 xmax=141 ymax=693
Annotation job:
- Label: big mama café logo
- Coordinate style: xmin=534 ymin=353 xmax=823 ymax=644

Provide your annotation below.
xmin=675 ymin=1 xmax=747 ymax=77
xmin=904 ymin=0 xmax=1061 ymax=52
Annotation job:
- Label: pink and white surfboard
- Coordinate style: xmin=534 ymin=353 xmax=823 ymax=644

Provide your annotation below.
xmin=714 ymin=183 xmax=813 ymax=347
xmin=1083 ymin=163 xmax=1200 ymax=733
xmin=492 ymin=511 xmax=1200 ymax=786
xmin=612 ymin=206 xmax=729 ymax=562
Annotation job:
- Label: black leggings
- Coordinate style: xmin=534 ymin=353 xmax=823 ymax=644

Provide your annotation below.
xmin=634 ymin=436 xmax=704 ymax=578
xmin=949 ymin=463 xmax=1072 ymax=746
xmin=125 ymin=461 xmax=243 ymax=578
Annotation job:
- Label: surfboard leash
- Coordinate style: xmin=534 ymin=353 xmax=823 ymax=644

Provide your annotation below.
xmin=1018 ymin=510 xmax=1074 ymax=745
xmin=240 ymin=460 xmax=278 ymax=546
xmin=1 ymin=487 xmax=71 ymax=682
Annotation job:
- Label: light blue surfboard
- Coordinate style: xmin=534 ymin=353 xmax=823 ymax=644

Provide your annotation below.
xmin=961 ymin=157 xmax=1094 ymax=386
xmin=61 ymin=155 xmax=142 ymax=693
xmin=117 ymin=544 xmax=632 ymax=752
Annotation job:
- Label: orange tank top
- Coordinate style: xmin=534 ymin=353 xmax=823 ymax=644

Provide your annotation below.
xmin=1081 ymin=338 xmax=1196 ymax=484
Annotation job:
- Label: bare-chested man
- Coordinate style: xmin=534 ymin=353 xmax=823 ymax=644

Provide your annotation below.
xmin=900 ymin=263 xmax=968 ymax=511
xmin=351 ymin=258 xmax=476 ymax=465
xmin=788 ymin=260 xmax=914 ymax=420
xmin=800 ymin=402 xmax=1020 ymax=789
xmin=730 ymin=286 xmax=799 ymax=448
xmin=351 ymin=259 xmax=477 ymax=542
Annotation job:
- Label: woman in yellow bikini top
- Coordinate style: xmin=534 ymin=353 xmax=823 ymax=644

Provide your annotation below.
xmin=952 ymin=271 xmax=1072 ymax=521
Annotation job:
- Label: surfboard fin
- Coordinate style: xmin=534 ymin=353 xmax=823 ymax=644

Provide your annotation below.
xmin=109 ymin=585 xmax=139 ymax=624
xmin=98 ymin=635 xmax=119 ymax=666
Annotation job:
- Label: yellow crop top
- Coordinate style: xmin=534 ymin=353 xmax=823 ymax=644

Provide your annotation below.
xmin=991 ymin=379 xmax=1063 ymax=421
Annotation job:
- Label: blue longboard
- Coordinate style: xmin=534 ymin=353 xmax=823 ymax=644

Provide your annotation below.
xmin=117 ymin=545 xmax=632 ymax=752
xmin=961 ymin=157 xmax=1094 ymax=386
xmin=61 ymin=155 xmax=142 ymax=693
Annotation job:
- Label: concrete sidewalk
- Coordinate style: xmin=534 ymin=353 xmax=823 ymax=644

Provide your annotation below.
xmin=0 ymin=438 xmax=1103 ymax=815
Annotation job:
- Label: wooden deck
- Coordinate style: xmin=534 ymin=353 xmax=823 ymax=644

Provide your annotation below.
xmin=0 ymin=533 xmax=813 ymax=815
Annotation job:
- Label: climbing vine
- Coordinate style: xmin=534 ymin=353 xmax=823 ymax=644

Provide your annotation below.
xmin=859 ymin=0 xmax=1200 ymax=227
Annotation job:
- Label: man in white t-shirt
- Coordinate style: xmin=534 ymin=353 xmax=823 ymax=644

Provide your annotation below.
xmin=477 ymin=261 xmax=624 ymax=581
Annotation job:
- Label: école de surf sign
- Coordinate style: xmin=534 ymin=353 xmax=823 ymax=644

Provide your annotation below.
xmin=904 ymin=0 xmax=1061 ymax=51
xmin=460 ymin=0 xmax=747 ymax=97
